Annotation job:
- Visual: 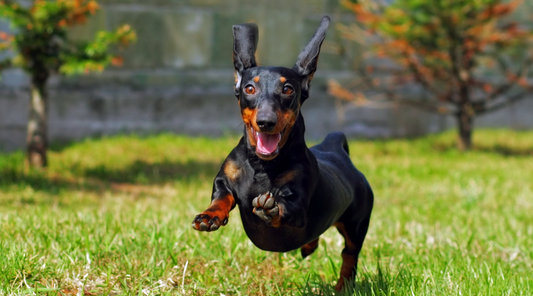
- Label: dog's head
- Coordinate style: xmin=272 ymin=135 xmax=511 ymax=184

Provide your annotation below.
xmin=232 ymin=16 xmax=329 ymax=161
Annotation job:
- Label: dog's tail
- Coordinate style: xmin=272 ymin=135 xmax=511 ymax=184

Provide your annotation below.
xmin=340 ymin=134 xmax=349 ymax=155
xmin=318 ymin=132 xmax=350 ymax=156
xmin=337 ymin=132 xmax=350 ymax=155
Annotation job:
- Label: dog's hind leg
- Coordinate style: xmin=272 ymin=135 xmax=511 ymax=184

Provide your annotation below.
xmin=334 ymin=216 xmax=370 ymax=292
xmin=300 ymin=237 xmax=320 ymax=258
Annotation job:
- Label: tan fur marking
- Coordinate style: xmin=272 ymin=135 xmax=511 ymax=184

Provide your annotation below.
xmin=277 ymin=109 xmax=298 ymax=149
xmin=242 ymin=107 xmax=258 ymax=147
xmin=242 ymin=108 xmax=255 ymax=125
xmin=275 ymin=170 xmax=297 ymax=186
xmin=334 ymin=222 xmax=356 ymax=249
xmin=335 ymin=252 xmax=357 ymax=291
xmin=254 ymin=76 xmax=260 ymax=83
xmin=334 ymin=222 xmax=358 ymax=291
xmin=224 ymin=160 xmax=242 ymax=181
xmin=301 ymin=238 xmax=319 ymax=256
xmin=280 ymin=76 xmax=287 ymax=83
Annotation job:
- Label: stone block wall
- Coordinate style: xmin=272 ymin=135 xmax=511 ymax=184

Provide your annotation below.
xmin=1 ymin=0 xmax=532 ymax=151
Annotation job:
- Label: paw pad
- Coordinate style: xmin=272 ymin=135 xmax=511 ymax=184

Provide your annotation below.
xmin=252 ymin=192 xmax=280 ymax=224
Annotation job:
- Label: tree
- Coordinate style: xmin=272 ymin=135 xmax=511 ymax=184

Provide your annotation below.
xmin=0 ymin=0 xmax=135 ymax=167
xmin=329 ymin=0 xmax=533 ymax=150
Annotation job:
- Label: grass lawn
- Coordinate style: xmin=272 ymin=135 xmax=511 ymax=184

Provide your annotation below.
xmin=0 ymin=129 xmax=532 ymax=295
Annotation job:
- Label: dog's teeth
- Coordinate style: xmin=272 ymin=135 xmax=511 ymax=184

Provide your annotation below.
xmin=252 ymin=197 xmax=258 ymax=208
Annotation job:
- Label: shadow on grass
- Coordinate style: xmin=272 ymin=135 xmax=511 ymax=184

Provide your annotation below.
xmin=433 ymin=142 xmax=533 ymax=156
xmin=475 ymin=144 xmax=533 ymax=157
xmin=298 ymin=261 xmax=418 ymax=296
xmin=0 ymin=159 xmax=220 ymax=195
xmin=78 ymin=159 xmax=220 ymax=184
xmin=0 ymin=168 xmax=96 ymax=194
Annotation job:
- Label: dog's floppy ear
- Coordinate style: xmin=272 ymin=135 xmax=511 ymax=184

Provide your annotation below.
xmin=292 ymin=16 xmax=329 ymax=101
xmin=233 ymin=23 xmax=259 ymax=96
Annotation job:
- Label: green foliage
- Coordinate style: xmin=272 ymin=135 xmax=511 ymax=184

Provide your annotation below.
xmin=0 ymin=131 xmax=532 ymax=294
xmin=0 ymin=0 xmax=135 ymax=76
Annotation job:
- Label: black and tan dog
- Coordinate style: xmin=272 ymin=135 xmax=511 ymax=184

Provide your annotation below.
xmin=192 ymin=16 xmax=373 ymax=291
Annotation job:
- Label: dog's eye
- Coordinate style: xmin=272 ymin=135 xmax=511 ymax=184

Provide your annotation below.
xmin=282 ymin=86 xmax=294 ymax=95
xmin=244 ymin=85 xmax=256 ymax=95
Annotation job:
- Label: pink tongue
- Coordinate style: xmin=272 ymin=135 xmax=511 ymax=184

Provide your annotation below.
xmin=256 ymin=132 xmax=281 ymax=155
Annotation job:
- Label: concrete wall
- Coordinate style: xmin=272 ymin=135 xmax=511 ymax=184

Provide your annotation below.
xmin=1 ymin=0 xmax=532 ymax=151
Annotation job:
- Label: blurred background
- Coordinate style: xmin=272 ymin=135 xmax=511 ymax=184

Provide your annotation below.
xmin=1 ymin=0 xmax=532 ymax=152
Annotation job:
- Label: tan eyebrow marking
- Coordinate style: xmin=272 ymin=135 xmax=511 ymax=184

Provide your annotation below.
xmin=254 ymin=76 xmax=260 ymax=83
xmin=280 ymin=77 xmax=287 ymax=83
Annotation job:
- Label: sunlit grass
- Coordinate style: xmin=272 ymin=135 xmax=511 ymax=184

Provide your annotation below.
xmin=0 ymin=130 xmax=532 ymax=295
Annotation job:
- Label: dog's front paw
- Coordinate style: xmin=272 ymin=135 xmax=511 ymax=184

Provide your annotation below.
xmin=192 ymin=211 xmax=228 ymax=232
xmin=252 ymin=192 xmax=282 ymax=227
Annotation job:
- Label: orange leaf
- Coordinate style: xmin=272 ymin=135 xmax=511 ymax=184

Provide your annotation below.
xmin=57 ymin=19 xmax=67 ymax=28
xmin=111 ymin=56 xmax=123 ymax=66
xmin=86 ymin=1 xmax=99 ymax=14
xmin=0 ymin=31 xmax=10 ymax=40
xmin=438 ymin=106 xmax=448 ymax=114
xmin=327 ymin=79 xmax=355 ymax=101
xmin=518 ymin=77 xmax=528 ymax=87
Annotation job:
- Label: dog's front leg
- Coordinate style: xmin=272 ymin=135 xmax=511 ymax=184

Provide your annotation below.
xmin=192 ymin=178 xmax=236 ymax=232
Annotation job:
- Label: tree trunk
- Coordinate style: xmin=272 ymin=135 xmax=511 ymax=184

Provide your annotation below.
xmin=456 ymin=109 xmax=473 ymax=151
xmin=26 ymin=72 xmax=49 ymax=168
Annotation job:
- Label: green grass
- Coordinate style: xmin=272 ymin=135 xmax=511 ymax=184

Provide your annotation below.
xmin=0 ymin=130 xmax=532 ymax=295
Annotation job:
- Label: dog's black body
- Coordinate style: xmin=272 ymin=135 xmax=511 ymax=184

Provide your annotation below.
xmin=192 ymin=16 xmax=373 ymax=291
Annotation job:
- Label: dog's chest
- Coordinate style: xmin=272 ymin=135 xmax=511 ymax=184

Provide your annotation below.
xmin=233 ymin=168 xmax=276 ymax=206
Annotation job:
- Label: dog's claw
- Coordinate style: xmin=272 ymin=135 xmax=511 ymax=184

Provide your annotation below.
xmin=192 ymin=213 xmax=227 ymax=232
xmin=264 ymin=193 xmax=275 ymax=208
xmin=258 ymin=192 xmax=268 ymax=206
xmin=253 ymin=192 xmax=274 ymax=208
xmin=200 ymin=222 xmax=209 ymax=231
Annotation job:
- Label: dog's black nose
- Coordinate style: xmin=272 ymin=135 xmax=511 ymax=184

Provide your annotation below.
xmin=256 ymin=111 xmax=278 ymax=132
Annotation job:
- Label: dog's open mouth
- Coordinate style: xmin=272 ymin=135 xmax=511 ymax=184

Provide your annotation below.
xmin=251 ymin=127 xmax=283 ymax=159
xmin=256 ymin=130 xmax=281 ymax=155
